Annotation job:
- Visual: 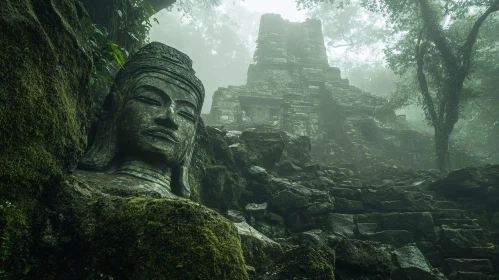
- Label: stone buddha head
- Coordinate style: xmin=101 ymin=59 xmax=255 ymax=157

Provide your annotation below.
xmin=80 ymin=42 xmax=204 ymax=198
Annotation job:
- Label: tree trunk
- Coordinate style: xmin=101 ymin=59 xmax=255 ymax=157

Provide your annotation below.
xmin=435 ymin=128 xmax=451 ymax=173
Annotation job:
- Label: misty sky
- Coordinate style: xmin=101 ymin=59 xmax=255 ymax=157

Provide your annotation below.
xmin=240 ymin=0 xmax=306 ymax=21
xmin=149 ymin=0 xmax=308 ymax=113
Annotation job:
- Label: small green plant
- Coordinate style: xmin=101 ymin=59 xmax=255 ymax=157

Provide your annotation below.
xmin=85 ymin=19 xmax=127 ymax=86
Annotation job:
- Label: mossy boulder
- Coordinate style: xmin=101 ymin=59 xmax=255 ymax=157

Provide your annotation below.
xmin=262 ymin=245 xmax=335 ymax=280
xmin=334 ymin=239 xmax=392 ymax=279
xmin=38 ymin=178 xmax=249 ymax=280
xmin=0 ymin=0 xmax=93 ymax=276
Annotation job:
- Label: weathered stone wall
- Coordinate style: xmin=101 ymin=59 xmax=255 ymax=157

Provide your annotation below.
xmin=207 ymin=14 xmax=396 ymax=141
xmin=207 ymin=13 xmax=480 ymax=170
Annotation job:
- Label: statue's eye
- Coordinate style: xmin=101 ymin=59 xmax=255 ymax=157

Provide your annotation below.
xmin=133 ymin=95 xmax=162 ymax=106
xmin=178 ymin=110 xmax=196 ymax=122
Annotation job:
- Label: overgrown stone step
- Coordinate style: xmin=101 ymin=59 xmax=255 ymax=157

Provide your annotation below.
xmin=329 ymin=187 xmax=356 ymax=200
xmin=434 ymin=200 xmax=457 ymax=209
xmin=335 ymin=198 xmax=364 ymax=214
xmin=449 ymin=271 xmax=488 ymax=280
xmin=361 ymin=230 xmax=413 ymax=248
xmin=442 ymin=259 xmax=494 ymax=275
xmin=353 ymin=212 xmax=436 ymax=241
xmin=432 ymin=209 xmax=468 ymax=220
xmin=436 ymin=218 xmax=476 ymax=227
xmin=436 ymin=219 xmax=482 ymax=230
xmin=469 ymin=246 xmax=496 ymax=259
xmin=439 ymin=228 xmax=489 ymax=257
xmin=377 ymin=199 xmax=433 ymax=212
xmin=356 ymin=223 xmax=378 ymax=235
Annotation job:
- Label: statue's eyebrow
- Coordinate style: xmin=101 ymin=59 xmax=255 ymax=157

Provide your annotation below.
xmin=175 ymin=99 xmax=197 ymax=111
xmin=134 ymin=85 xmax=172 ymax=103
xmin=135 ymin=84 xmax=197 ymax=110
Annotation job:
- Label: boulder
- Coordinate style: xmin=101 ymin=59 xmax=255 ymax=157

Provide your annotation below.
xmin=442 ymin=259 xmax=493 ymax=275
xmin=362 ymin=230 xmax=414 ymax=248
xmin=42 ymin=183 xmax=250 ymax=280
xmin=240 ymin=130 xmax=286 ymax=170
xmin=326 ymin=213 xmax=356 ymax=238
xmin=246 ymin=202 xmax=268 ymax=220
xmin=202 ymin=165 xmax=244 ymax=212
xmin=286 ymin=202 xmax=335 ymax=232
xmin=334 ymin=239 xmax=392 ymax=279
xmin=234 ymin=221 xmax=284 ymax=273
xmin=335 ymin=198 xmax=364 ymax=213
xmin=439 ymin=228 xmax=488 ymax=257
xmin=431 ymin=165 xmax=499 ymax=203
xmin=381 ymin=212 xmax=436 ymax=241
xmin=262 ymin=245 xmax=335 ymax=280
xmin=274 ymin=161 xmax=302 ymax=177
xmin=392 ymin=245 xmax=433 ymax=279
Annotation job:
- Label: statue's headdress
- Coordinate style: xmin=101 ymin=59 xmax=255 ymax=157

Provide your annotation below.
xmin=80 ymin=42 xmax=205 ymax=198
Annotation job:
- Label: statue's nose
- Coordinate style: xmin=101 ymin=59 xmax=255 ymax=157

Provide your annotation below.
xmin=156 ymin=104 xmax=178 ymax=129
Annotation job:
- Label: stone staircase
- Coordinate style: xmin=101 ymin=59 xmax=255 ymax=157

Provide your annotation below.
xmin=323 ymin=181 xmax=497 ymax=279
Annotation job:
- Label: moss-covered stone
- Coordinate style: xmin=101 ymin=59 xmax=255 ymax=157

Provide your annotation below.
xmin=0 ymin=0 xmax=93 ymax=277
xmin=263 ymin=245 xmax=335 ymax=280
xmin=233 ymin=221 xmax=283 ymax=274
xmin=39 ymin=178 xmax=249 ymax=280
xmin=334 ymin=239 xmax=392 ymax=279
xmin=93 ymin=198 xmax=249 ymax=280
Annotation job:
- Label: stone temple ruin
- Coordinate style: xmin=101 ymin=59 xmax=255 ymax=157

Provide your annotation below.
xmin=205 ymin=13 xmax=397 ymax=137
xmin=204 ymin=13 xmax=477 ymax=170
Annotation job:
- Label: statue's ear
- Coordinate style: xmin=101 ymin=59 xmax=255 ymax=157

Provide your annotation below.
xmin=171 ymin=142 xmax=194 ymax=198
xmin=172 ymin=119 xmax=202 ymax=199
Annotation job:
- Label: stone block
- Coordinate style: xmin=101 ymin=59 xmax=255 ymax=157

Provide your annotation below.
xmin=382 ymin=212 xmax=436 ymax=241
xmin=335 ymin=198 xmax=364 ymax=214
xmin=392 ymin=246 xmax=432 ymax=279
xmin=434 ymin=200 xmax=456 ymax=209
xmin=329 ymin=187 xmax=356 ymax=199
xmin=449 ymin=272 xmax=488 ymax=280
xmin=363 ymin=230 xmax=414 ymax=248
xmin=326 ymin=213 xmax=355 ymax=238
xmin=439 ymin=228 xmax=488 ymax=257
xmin=234 ymin=221 xmax=284 ymax=273
xmin=334 ymin=239 xmax=392 ymax=279
xmin=357 ymin=223 xmax=379 ymax=235
xmin=380 ymin=200 xmax=410 ymax=212
xmin=246 ymin=202 xmax=268 ymax=220
xmin=442 ymin=259 xmax=493 ymax=275
xmin=433 ymin=209 xmax=468 ymax=220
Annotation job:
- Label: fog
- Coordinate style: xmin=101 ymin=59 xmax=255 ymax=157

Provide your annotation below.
xmin=147 ymin=0 xmax=499 ymax=163
xmin=149 ymin=0 xmax=311 ymax=113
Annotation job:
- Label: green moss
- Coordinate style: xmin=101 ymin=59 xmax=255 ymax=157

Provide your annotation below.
xmin=91 ymin=197 xmax=249 ymax=280
xmin=0 ymin=201 xmax=30 ymax=278
xmin=0 ymin=1 xmax=92 ymax=277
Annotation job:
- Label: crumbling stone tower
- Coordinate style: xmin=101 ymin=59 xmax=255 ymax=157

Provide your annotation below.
xmin=207 ymin=14 xmax=394 ymax=138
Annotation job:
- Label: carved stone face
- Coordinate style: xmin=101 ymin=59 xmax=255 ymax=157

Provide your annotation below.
xmin=116 ymin=72 xmax=199 ymax=166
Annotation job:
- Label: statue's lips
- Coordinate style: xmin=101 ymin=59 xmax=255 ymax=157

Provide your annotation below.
xmin=146 ymin=128 xmax=180 ymax=143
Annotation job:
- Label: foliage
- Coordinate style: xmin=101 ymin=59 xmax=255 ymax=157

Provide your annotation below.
xmin=169 ymin=0 xmax=221 ymax=14
xmin=85 ymin=20 xmax=126 ymax=86
xmin=452 ymin=16 xmax=499 ymax=162
xmin=298 ymin=0 xmax=499 ymax=171
xmin=303 ymin=1 xmax=398 ymax=97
